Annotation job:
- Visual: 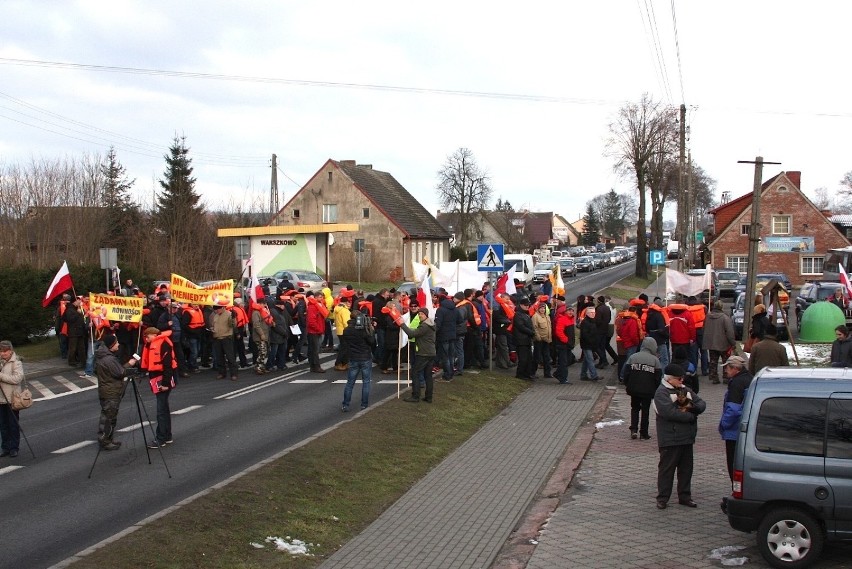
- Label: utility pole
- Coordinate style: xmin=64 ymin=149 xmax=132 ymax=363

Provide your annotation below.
xmin=738 ymin=156 xmax=781 ymax=340
xmin=270 ymin=153 xmax=280 ymax=219
xmin=677 ymin=104 xmax=686 ymax=270
xmin=687 ymin=150 xmax=695 ymax=266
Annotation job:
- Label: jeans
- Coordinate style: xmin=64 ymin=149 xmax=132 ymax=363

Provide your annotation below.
xmin=0 ymin=404 xmax=21 ymax=452
xmin=307 ymin=333 xmax=322 ymax=368
xmin=186 ymin=336 xmax=200 ymax=369
xmin=454 ymin=335 xmax=465 ymax=372
xmin=581 ymin=348 xmax=598 ymax=379
xmin=267 ymin=342 xmax=288 ymax=370
xmin=85 ymin=339 xmax=100 ymax=375
xmin=554 ymin=343 xmax=569 ymax=383
xmin=437 ymin=339 xmax=455 ymax=379
xmin=342 ymin=359 xmax=372 ymax=409
xmin=619 ymin=345 xmax=639 ymax=380
xmin=155 ymin=390 xmax=172 ymax=443
xmin=657 ymin=342 xmax=670 ymax=368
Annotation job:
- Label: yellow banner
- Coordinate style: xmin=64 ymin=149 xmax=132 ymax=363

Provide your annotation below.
xmin=88 ymin=293 xmax=145 ymax=323
xmin=170 ymin=274 xmax=234 ymax=307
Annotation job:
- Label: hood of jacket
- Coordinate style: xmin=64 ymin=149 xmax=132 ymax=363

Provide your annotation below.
xmin=640 ymin=336 xmax=658 ymax=354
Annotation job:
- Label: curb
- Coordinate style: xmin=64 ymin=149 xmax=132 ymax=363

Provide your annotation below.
xmin=490 ymin=386 xmax=616 ymax=569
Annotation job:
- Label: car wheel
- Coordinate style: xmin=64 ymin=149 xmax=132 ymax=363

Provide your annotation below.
xmin=756 ymin=507 xmax=824 ymax=569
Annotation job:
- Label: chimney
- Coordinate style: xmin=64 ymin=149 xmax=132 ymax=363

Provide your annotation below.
xmin=357 ymin=164 xmax=373 ymax=169
xmin=786 ymin=171 xmax=801 ymax=189
xmin=340 ymin=160 xmax=356 ymax=167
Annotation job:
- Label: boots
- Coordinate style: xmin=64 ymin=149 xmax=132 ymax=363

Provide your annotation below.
xmin=310 ymin=366 xmax=326 ymax=373
xmin=100 ymin=439 xmax=121 ymax=451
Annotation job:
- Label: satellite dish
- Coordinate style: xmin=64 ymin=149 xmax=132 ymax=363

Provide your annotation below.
xmin=329 ymin=233 xmax=336 ymax=246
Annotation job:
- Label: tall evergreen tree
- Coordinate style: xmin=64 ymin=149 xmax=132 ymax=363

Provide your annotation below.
xmin=156 ymin=135 xmax=206 ymax=271
xmin=101 ymin=147 xmax=139 ymax=251
xmin=582 ymin=203 xmax=601 ymax=246
xmin=602 ymin=189 xmax=625 ymax=239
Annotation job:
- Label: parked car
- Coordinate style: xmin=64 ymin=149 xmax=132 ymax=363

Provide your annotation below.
xmin=574 ymin=256 xmax=594 ymax=272
xmin=532 ymin=262 xmax=557 ymax=284
xmin=795 ymin=281 xmax=852 ymax=330
xmin=716 ymin=269 xmax=742 ymax=298
xmin=734 ymin=274 xmax=748 ymax=297
xmin=732 ymin=273 xmax=790 ymax=308
xmin=725 ymin=369 xmax=852 ymax=569
xmin=731 ymin=292 xmax=788 ymax=340
xmin=267 ymin=269 xmax=326 ymax=292
xmin=591 ymin=252 xmax=610 ymax=268
xmin=558 ymin=258 xmax=577 ymax=278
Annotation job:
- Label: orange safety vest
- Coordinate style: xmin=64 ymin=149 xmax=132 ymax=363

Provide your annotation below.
xmin=185 ymin=306 xmax=206 ymax=329
xmin=687 ymin=304 xmax=706 ymax=329
xmin=643 ymin=304 xmax=669 ymax=333
xmin=141 ymin=331 xmax=178 ymax=373
xmin=456 ymin=299 xmax=482 ymax=326
xmin=58 ymin=300 xmax=69 ymax=335
xmin=230 ymin=305 xmax=249 ymax=328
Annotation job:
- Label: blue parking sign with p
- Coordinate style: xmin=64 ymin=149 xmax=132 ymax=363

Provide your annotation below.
xmin=649 ymin=250 xmax=665 ymax=266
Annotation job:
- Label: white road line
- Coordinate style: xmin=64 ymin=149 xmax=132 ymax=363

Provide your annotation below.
xmin=34 ymin=384 xmax=98 ymax=401
xmin=52 ymin=441 xmax=97 ymax=454
xmin=172 ymin=405 xmax=203 ymax=415
xmin=28 ymin=378 xmax=49 ymax=394
xmin=53 ymin=375 xmax=83 ymax=392
xmin=332 ymin=379 xmax=363 ymax=384
xmin=223 ymin=370 xmax=311 ymax=399
xmin=118 ymin=421 xmax=151 ymax=433
xmin=213 ymin=369 xmax=304 ymax=399
xmin=291 ymin=379 xmax=327 ymax=384
xmin=0 ymin=465 xmax=25 ymax=475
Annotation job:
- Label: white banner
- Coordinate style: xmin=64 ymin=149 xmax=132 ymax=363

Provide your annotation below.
xmin=665 ymin=266 xmax=711 ymax=298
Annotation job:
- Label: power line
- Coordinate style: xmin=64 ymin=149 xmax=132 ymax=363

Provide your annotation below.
xmin=644 ymin=0 xmax=674 ymax=104
xmin=635 ymin=0 xmax=673 ymax=104
xmin=670 ymin=0 xmax=686 ymax=102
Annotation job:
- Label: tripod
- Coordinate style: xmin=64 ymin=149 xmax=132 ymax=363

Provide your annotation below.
xmin=88 ymin=371 xmax=172 ymax=479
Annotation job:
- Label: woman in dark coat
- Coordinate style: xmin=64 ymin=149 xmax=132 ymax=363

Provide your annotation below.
xmin=749 ymin=303 xmax=769 ymax=342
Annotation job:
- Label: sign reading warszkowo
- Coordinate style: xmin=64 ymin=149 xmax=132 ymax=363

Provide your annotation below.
xmin=170 ymin=274 xmax=234 ymax=307
xmin=88 ymin=293 xmax=145 ymax=322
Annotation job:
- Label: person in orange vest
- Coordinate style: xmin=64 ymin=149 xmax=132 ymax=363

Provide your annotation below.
xmin=231 ymin=297 xmax=250 ymax=368
xmin=686 ymin=296 xmax=709 ymax=376
xmin=615 ymin=305 xmax=644 ymax=382
xmin=667 ymin=303 xmax=696 ymax=364
xmin=140 ymin=327 xmax=177 ymax=448
xmin=181 ymin=303 xmax=206 ymax=372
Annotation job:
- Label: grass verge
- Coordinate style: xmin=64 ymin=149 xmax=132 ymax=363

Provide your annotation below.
xmin=15 ymin=337 xmax=57 ymax=362
xmin=72 ymin=373 xmax=529 ymax=569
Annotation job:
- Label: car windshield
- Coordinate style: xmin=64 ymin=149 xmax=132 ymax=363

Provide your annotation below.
xmin=578 ymin=256 xmax=591 ymax=262
xmin=535 ymin=263 xmax=556 ymax=270
xmin=560 ymin=259 xmax=574 ymax=266
xmin=718 ymin=272 xmax=739 ymax=280
xmin=296 ymin=272 xmax=323 ymax=281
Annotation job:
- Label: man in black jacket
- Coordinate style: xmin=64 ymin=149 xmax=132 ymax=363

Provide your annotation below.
xmin=340 ymin=310 xmax=377 ymax=412
xmin=594 ymin=296 xmax=613 ymax=368
xmin=579 ymin=306 xmax=600 ymax=381
xmin=513 ymin=297 xmax=535 ymax=380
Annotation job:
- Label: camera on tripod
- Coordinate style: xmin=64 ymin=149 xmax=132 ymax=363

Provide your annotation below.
xmin=354 ymin=313 xmax=367 ymax=329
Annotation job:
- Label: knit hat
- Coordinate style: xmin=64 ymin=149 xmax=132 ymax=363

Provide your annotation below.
xmin=664 ymin=363 xmax=685 ymax=378
xmin=102 ymin=335 xmax=118 ymax=349
xmin=724 ymin=355 xmax=747 ymax=367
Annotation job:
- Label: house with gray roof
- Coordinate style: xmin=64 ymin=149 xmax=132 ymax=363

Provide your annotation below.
xmin=270 ymin=159 xmax=450 ymax=281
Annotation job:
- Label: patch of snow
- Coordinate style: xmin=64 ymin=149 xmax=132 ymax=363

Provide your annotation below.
xmin=595 ymin=419 xmax=624 ymax=429
xmin=264 ymin=536 xmax=314 ymax=555
xmin=709 ymin=545 xmax=748 ymax=566
xmin=782 ymin=342 xmax=830 ymax=364
xmin=250 ymin=542 xmax=265 ymax=549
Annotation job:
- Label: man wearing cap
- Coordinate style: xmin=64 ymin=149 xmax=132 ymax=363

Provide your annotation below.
xmin=398 ymin=307 xmax=437 ymax=403
xmin=0 ymin=340 xmax=24 ymax=458
xmin=719 ymin=355 xmax=753 ymax=481
xmin=513 ymin=297 xmax=535 ymax=380
xmin=653 ymin=363 xmax=706 ymax=509
xmin=94 ymin=335 xmax=138 ymax=450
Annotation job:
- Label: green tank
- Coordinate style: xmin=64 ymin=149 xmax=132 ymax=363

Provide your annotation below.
xmin=798 ymin=301 xmax=846 ymax=343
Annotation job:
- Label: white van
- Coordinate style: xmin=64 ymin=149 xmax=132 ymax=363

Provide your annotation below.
xmin=503 ymin=254 xmax=534 ymax=288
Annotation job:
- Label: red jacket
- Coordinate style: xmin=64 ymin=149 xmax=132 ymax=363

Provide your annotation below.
xmin=306 ymin=300 xmax=326 ymax=335
xmin=667 ymin=305 xmax=696 ymax=344
xmin=553 ymin=305 xmax=575 ymax=346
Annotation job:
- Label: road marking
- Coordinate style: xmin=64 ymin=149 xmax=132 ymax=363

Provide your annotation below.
xmin=172 ymin=405 xmax=203 ymax=415
xmin=52 ymin=441 xmax=97 ymax=454
xmin=53 ymin=375 xmax=83 ymax=392
xmin=28 ymin=378 xmax=49 ymax=395
xmin=214 ymin=369 xmax=304 ymax=400
xmin=118 ymin=421 xmax=151 ymax=433
xmin=0 ymin=465 xmax=25 ymax=475
xmin=291 ymin=379 xmax=326 ymax=384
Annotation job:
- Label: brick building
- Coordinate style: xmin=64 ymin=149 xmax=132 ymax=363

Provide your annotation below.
xmin=706 ymin=171 xmax=850 ymax=287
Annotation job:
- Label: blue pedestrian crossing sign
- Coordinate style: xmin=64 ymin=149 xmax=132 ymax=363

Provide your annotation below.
xmin=477 ymin=244 xmax=504 ymax=271
xmin=649 ymin=250 xmax=665 ymax=266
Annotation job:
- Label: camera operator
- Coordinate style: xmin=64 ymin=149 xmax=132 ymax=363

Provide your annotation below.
xmin=339 ymin=309 xmax=377 ymax=412
xmin=94 ymin=334 xmax=138 ymax=451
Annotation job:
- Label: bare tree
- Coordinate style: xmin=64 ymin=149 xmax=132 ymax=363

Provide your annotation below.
xmin=436 ymin=148 xmax=492 ymax=253
xmin=607 ymin=94 xmax=674 ymax=278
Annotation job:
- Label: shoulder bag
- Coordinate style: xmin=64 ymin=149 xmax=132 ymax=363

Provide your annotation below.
xmin=11 ymin=378 xmax=33 ymax=410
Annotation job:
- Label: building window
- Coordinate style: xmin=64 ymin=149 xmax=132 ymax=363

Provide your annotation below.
xmin=772 ymin=215 xmax=791 ymax=235
xmin=725 ymin=256 xmax=749 ymax=273
xmin=740 ymin=224 xmax=750 ymax=236
xmin=845 ymin=227 xmax=852 ymax=239
xmin=362 ymin=208 xmax=370 ymax=219
xmin=801 ymin=256 xmax=824 ymax=275
xmin=322 ymin=204 xmax=338 ymax=223
xmin=328 ymin=171 xmax=332 ymax=182
xmin=293 ymin=209 xmax=300 ymax=219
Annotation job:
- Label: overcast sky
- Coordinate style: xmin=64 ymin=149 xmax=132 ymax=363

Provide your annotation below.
xmin=1 ymin=1 xmax=849 ymax=223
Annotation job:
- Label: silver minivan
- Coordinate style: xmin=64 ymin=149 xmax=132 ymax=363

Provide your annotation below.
xmin=726 ymin=369 xmax=852 ymax=568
